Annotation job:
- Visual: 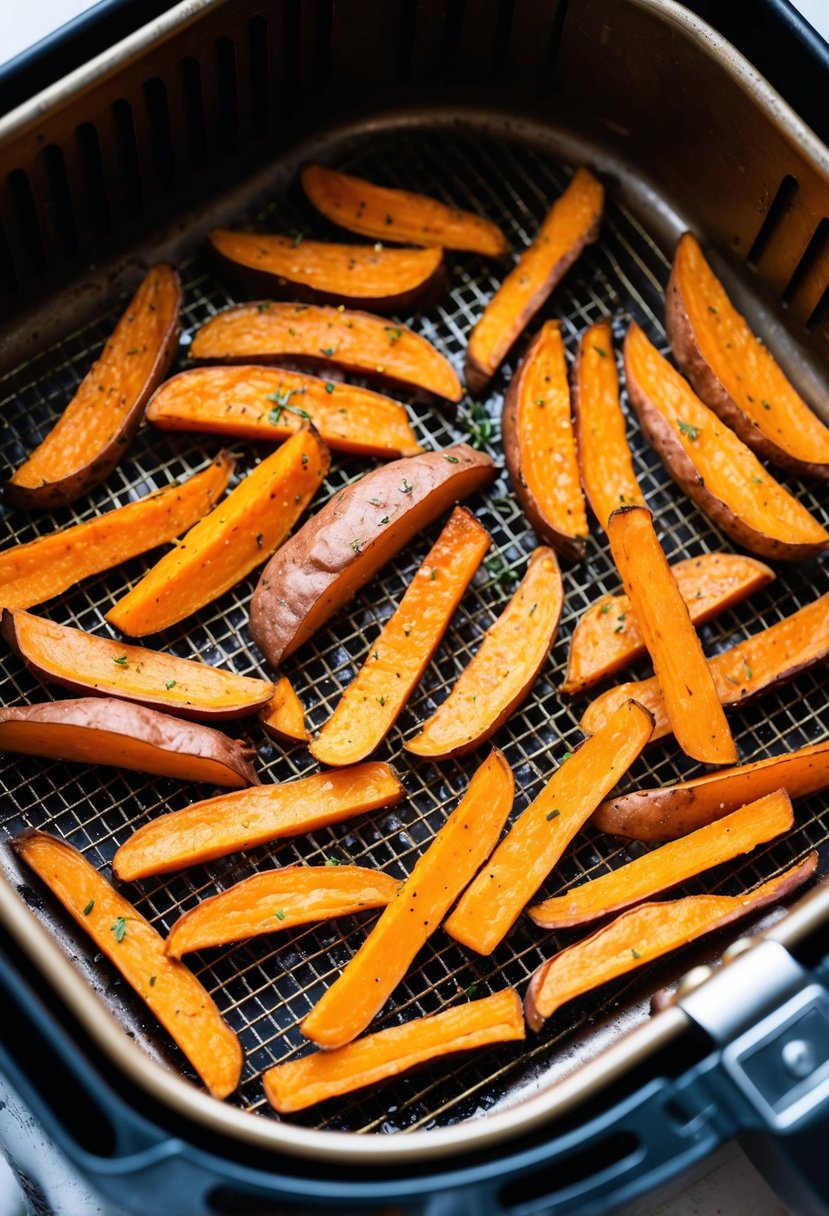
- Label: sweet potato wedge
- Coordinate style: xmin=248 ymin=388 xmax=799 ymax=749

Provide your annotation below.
xmin=6 ymin=265 xmax=181 ymax=509
xmin=310 ymin=506 xmax=491 ymax=767
xmin=113 ymin=762 xmax=404 ymax=881
xmin=145 ymin=366 xmax=421 ymax=458
xmin=0 ymin=452 xmax=233 ymax=612
xmin=667 ymin=233 xmax=829 ymax=479
xmin=249 ymin=444 xmax=495 ymax=668
xmin=301 ymin=749 xmax=514 ymax=1049
xmin=107 ymin=428 xmax=329 ymax=637
xmin=624 ymin=324 xmax=829 ymax=561
xmin=529 ymin=789 xmax=793 ymax=929
xmin=209 ymin=229 xmax=446 ymax=313
xmin=502 ymin=321 xmax=588 ymax=561
xmin=465 ymin=167 xmax=604 ymax=393
xmin=606 ymin=505 xmax=736 ymax=765
xmin=524 ymin=854 xmax=818 ymax=1032
xmin=13 ymin=831 xmax=242 ymax=1098
xmin=265 ymin=988 xmax=524 ymax=1114
xmin=593 ymin=738 xmax=829 ymax=841
xmin=444 ymin=699 xmax=653 ymax=956
xmin=405 ymin=546 xmax=563 ymax=760
xmin=2 ymin=609 xmax=273 ymax=721
xmin=573 ymin=320 xmax=645 ymax=529
xmin=580 ymin=592 xmax=829 ymax=743
xmin=258 ymin=678 xmax=309 ymax=745
xmin=561 ymin=552 xmax=774 ymax=696
xmin=301 ymin=163 xmax=509 ymax=258
xmin=165 ymin=865 xmax=399 ymax=958
xmin=190 ymin=302 xmax=462 ymax=402
xmin=0 ymin=698 xmax=258 ymax=788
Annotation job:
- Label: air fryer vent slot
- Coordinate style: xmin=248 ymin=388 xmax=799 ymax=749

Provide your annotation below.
xmin=746 ymin=172 xmax=799 ymax=270
xmin=75 ymin=122 xmax=111 ymax=237
xmin=6 ymin=168 xmax=46 ymax=275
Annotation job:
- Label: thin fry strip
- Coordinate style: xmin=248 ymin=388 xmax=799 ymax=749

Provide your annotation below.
xmin=259 ymin=677 xmax=310 ymax=744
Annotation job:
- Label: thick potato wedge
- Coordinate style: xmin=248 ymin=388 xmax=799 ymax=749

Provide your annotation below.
xmin=301 ymin=749 xmax=514 ymax=1049
xmin=667 ymin=233 xmax=829 ymax=479
xmin=444 ymin=699 xmax=653 ymax=956
xmin=561 ymin=553 xmax=774 ymax=696
xmin=502 ymin=321 xmax=588 ymax=561
xmin=0 ymin=698 xmax=258 ymax=788
xmin=265 ymin=989 xmax=524 ymax=1113
xmin=13 ymin=831 xmax=242 ymax=1099
xmin=6 ymin=266 xmax=181 ymax=509
xmin=524 ymin=855 xmax=818 ymax=1032
xmin=165 ymin=865 xmax=399 ymax=957
xmin=249 ymin=444 xmax=495 ymax=668
xmin=405 ymin=547 xmax=563 ymax=760
xmin=107 ymin=429 xmax=328 ymax=637
xmin=301 ymin=163 xmax=509 ymax=257
xmin=529 ymin=789 xmax=793 ymax=929
xmin=574 ymin=320 xmax=645 ymax=529
xmin=606 ymin=505 xmax=736 ymax=765
xmin=190 ymin=302 xmax=462 ymax=402
xmin=593 ymin=738 xmax=829 ymax=841
xmin=145 ymin=366 xmax=421 ymax=458
xmin=0 ymin=452 xmax=233 ymax=612
xmin=310 ymin=507 xmax=491 ymax=767
xmin=209 ymin=229 xmax=446 ymax=312
xmin=624 ymin=324 xmax=829 ymax=560
xmin=580 ymin=592 xmax=829 ymax=743
xmin=113 ymin=762 xmax=404 ymax=881
xmin=465 ymin=167 xmax=604 ymax=393
xmin=258 ymin=677 xmax=309 ymax=745
xmin=2 ymin=609 xmax=273 ymax=720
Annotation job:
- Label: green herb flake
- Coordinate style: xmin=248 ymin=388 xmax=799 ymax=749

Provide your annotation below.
xmin=257 ymin=302 xmax=271 ymax=314
xmin=369 ymin=497 xmax=382 ymax=507
xmin=113 ymin=655 xmax=128 ymax=667
xmin=430 ymin=568 xmax=437 ymax=581
xmin=613 ymin=624 xmax=625 ymax=633
xmin=379 ymin=515 xmax=389 ymax=525
xmin=761 ymin=399 xmax=772 ymax=411
xmin=351 ymin=538 xmax=362 ymax=554
xmin=372 ymin=651 xmax=379 ymax=661
xmin=265 ymin=387 xmax=311 ymax=424
xmin=546 ymin=809 xmax=561 ymax=821
xmin=676 ymin=418 xmax=701 ymax=440
xmin=465 ymin=983 xmax=479 ymax=1000
xmin=165 ymin=679 xmax=177 ymax=690
xmin=127 ymin=347 xmax=140 ymax=356
xmin=384 ymin=326 xmax=403 ymax=345
xmin=111 ymin=916 xmax=127 ymax=943
xmin=149 ymin=975 xmax=157 ymax=987
xmin=631 ymin=947 xmax=641 ymax=959
xmin=599 ymin=603 xmax=611 ymax=615
xmin=707 ymin=305 xmax=718 ymax=315
xmin=82 ymin=899 xmax=95 ymax=917
xmin=443 ymin=454 xmax=460 ymax=464
xmin=275 ymin=909 xmax=286 ymax=921
xmin=325 ymin=856 xmax=341 ymax=866
xmin=291 ymin=231 xmax=304 ymax=248
xmin=485 ymin=555 xmax=518 ymax=586
xmin=751 ymin=476 xmax=763 ymax=485
xmin=529 ymin=603 xmax=538 ymax=616
xmin=325 ymin=382 xmax=335 ymax=393
xmin=592 ymin=344 xmax=608 ymax=357
xmin=462 ymin=401 xmax=496 ymax=450
xmin=561 ymin=751 xmax=573 ymax=762
xmin=301 ymin=453 xmax=309 ymax=467
xmin=377 ymin=695 xmax=386 ymax=707
xmin=535 ymin=397 xmax=545 ymax=406
xmin=743 ymin=662 xmax=753 ymax=680
xmin=400 ymin=478 xmax=413 ymax=495
xmin=320 ymin=345 xmax=338 ymax=357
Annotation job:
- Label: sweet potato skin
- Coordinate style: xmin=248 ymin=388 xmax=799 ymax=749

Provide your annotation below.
xmin=249 ymin=445 xmax=496 ymax=668
xmin=6 ymin=266 xmax=182 ymax=509
xmin=0 ymin=697 xmax=259 ymax=788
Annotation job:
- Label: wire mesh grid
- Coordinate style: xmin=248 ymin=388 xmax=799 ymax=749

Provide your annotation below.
xmin=0 ymin=124 xmax=827 ymax=1135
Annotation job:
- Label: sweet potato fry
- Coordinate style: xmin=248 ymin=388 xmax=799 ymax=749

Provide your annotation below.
xmin=524 ymin=854 xmax=818 ymax=1032
xmin=145 ymin=366 xmax=422 ymax=458
xmin=190 ymin=302 xmax=462 ymax=402
xmin=0 ymin=453 xmax=233 ymax=612
xmin=580 ymin=593 xmax=829 ymax=743
xmin=301 ymin=749 xmax=514 ymax=1049
xmin=6 ymin=265 xmax=181 ymax=508
xmin=259 ymin=678 xmax=309 ymax=745
xmin=561 ymin=553 xmax=774 ymax=696
xmin=573 ymin=320 xmax=645 ymax=529
xmin=2 ymin=609 xmax=274 ymax=720
xmin=113 ymin=762 xmax=404 ymax=881
xmin=165 ymin=865 xmax=399 ymax=957
xmin=606 ymin=505 xmax=736 ymax=765
xmin=444 ymin=699 xmax=653 ymax=956
xmin=593 ymin=738 xmax=829 ymax=841
xmin=529 ymin=789 xmax=793 ymax=929
xmin=265 ymin=989 xmax=524 ymax=1113
xmin=13 ymin=831 xmax=242 ymax=1099
xmin=405 ymin=547 xmax=563 ymax=760
xmin=310 ymin=507 xmax=491 ymax=767
xmin=0 ymin=698 xmax=258 ymax=788
xmin=465 ymin=167 xmax=603 ymax=393
xmin=107 ymin=428 xmax=329 ymax=636
xmin=502 ymin=322 xmax=588 ymax=561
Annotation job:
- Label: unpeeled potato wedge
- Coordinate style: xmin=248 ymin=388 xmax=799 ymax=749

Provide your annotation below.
xmin=259 ymin=677 xmax=309 ymax=744
xmin=13 ymin=831 xmax=242 ymax=1099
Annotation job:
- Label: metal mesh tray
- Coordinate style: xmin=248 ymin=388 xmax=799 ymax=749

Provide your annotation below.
xmin=0 ymin=121 xmax=827 ymax=1135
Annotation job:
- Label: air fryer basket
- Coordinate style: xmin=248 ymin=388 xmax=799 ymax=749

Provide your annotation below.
xmin=0 ymin=0 xmax=828 ymax=1211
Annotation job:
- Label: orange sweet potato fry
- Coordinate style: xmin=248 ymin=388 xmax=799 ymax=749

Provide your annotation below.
xmin=264 ymin=988 xmax=524 ymax=1113
xmin=444 ymin=699 xmax=654 ymax=955
xmin=301 ymin=749 xmax=515 ymax=1049
xmin=529 ymin=789 xmax=793 ymax=929
xmin=165 ymin=865 xmax=399 ymax=957
xmin=259 ymin=677 xmax=310 ymax=745
xmin=310 ymin=506 xmax=491 ymax=767
xmin=0 ymin=453 xmax=233 ymax=612
xmin=113 ymin=762 xmax=404 ymax=881
xmin=524 ymin=855 xmax=818 ymax=1032
xmin=13 ymin=831 xmax=243 ymax=1098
